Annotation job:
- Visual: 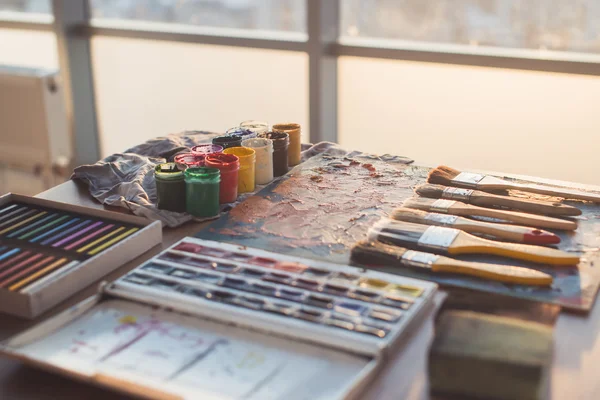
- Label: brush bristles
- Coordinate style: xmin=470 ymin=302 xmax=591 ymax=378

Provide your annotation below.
xmin=351 ymin=240 xmax=408 ymax=264
xmin=390 ymin=207 xmax=428 ymax=223
xmin=402 ymin=197 xmax=437 ymax=211
xmin=415 ymin=183 xmax=445 ymax=199
xmin=427 ymin=165 xmax=461 ymax=185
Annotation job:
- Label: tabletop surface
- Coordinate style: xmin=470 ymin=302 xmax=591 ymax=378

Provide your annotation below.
xmin=0 ymin=179 xmax=598 ymax=399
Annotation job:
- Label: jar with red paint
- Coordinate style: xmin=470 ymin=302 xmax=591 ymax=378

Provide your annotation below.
xmin=205 ymin=153 xmax=240 ymax=204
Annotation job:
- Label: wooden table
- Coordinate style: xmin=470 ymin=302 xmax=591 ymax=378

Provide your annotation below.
xmin=0 ymin=180 xmax=597 ymax=399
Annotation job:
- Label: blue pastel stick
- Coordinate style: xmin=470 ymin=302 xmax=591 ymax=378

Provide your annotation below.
xmin=40 ymin=220 xmax=91 ymax=246
xmin=0 ymin=206 xmax=27 ymax=223
xmin=30 ymin=218 xmax=80 ymax=243
xmin=0 ymin=248 xmax=20 ymax=262
xmin=7 ymin=214 xmax=57 ymax=238
xmin=0 ymin=204 xmax=17 ymax=215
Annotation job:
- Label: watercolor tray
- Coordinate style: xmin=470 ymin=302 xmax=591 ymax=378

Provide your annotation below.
xmin=0 ymin=193 xmax=162 ymax=319
xmin=0 ymin=238 xmax=437 ymax=399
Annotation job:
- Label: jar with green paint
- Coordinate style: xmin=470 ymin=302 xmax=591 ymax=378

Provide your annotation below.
xmin=154 ymin=163 xmax=186 ymax=212
xmin=185 ymin=167 xmax=221 ymax=218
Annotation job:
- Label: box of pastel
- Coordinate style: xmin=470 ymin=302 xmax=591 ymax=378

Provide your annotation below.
xmin=0 ymin=193 xmax=162 ymax=319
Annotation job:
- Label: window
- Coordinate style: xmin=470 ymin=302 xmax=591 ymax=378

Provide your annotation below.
xmin=90 ymin=0 xmax=306 ymax=34
xmin=341 ymin=0 xmax=600 ymax=55
xmin=0 ymin=0 xmax=52 ymax=16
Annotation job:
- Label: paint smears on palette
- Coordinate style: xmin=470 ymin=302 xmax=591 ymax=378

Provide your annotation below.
xmin=0 ymin=202 xmax=140 ymax=292
xmin=108 ymin=238 xmax=437 ymax=352
xmin=0 ymin=194 xmax=162 ymax=318
xmin=0 ymin=238 xmax=437 ymax=400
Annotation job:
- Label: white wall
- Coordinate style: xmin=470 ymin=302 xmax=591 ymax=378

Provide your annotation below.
xmin=339 ymin=56 xmax=600 ymax=185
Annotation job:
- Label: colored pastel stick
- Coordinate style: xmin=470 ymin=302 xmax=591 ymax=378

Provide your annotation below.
xmin=0 ymin=211 xmax=47 ymax=235
xmin=9 ymin=258 xmax=68 ymax=292
xmin=18 ymin=215 xmax=70 ymax=240
xmin=8 ymin=213 xmax=58 ymax=238
xmin=0 ymin=209 xmax=36 ymax=229
xmin=0 ymin=255 xmax=54 ymax=288
xmin=64 ymin=223 xmax=114 ymax=251
xmin=0 ymin=206 xmax=26 ymax=222
xmin=76 ymin=226 xmax=125 ymax=253
xmin=0 ymin=248 xmax=19 ymax=262
xmin=40 ymin=220 xmax=91 ymax=246
xmin=30 ymin=217 xmax=80 ymax=243
xmin=0 ymin=204 xmax=18 ymax=215
xmin=52 ymin=221 xmax=103 ymax=248
xmin=0 ymin=253 xmax=41 ymax=280
xmin=88 ymin=227 xmax=139 ymax=255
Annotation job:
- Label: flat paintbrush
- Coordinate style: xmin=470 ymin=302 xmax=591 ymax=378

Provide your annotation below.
xmin=351 ymin=240 xmax=553 ymax=286
xmin=428 ymin=165 xmax=600 ymax=203
xmin=404 ymin=197 xmax=577 ymax=231
xmin=416 ymin=183 xmax=581 ymax=217
xmin=390 ymin=207 xmax=560 ymax=245
xmin=369 ymin=219 xmax=580 ymax=266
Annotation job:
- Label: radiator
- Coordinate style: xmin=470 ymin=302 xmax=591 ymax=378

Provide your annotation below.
xmin=0 ymin=65 xmax=71 ymax=195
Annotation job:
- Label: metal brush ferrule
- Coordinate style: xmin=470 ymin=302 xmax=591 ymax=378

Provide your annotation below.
xmin=430 ymin=199 xmax=456 ymax=213
xmin=453 ymin=172 xmax=484 ymax=187
xmin=425 ymin=213 xmax=458 ymax=226
xmin=442 ymin=187 xmax=473 ymax=201
xmin=417 ymin=226 xmax=459 ymax=251
xmin=401 ymin=250 xmax=439 ymax=268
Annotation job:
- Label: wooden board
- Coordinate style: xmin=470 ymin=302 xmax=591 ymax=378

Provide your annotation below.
xmin=196 ymin=153 xmax=600 ymax=312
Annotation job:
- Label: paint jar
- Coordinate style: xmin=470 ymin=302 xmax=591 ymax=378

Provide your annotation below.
xmin=223 ymin=147 xmax=256 ymax=193
xmin=205 ymin=153 xmax=240 ymax=204
xmin=272 ymin=123 xmax=302 ymax=166
xmin=261 ymin=131 xmax=289 ymax=177
xmin=239 ymin=120 xmax=270 ymax=136
xmin=212 ymin=134 xmax=242 ymax=149
xmin=191 ymin=144 xmax=223 ymax=155
xmin=185 ymin=167 xmax=220 ymax=218
xmin=173 ymin=152 xmax=205 ymax=171
xmin=226 ymin=127 xmax=257 ymax=141
xmin=154 ymin=163 xmax=186 ymax=213
xmin=241 ymin=138 xmax=273 ymax=185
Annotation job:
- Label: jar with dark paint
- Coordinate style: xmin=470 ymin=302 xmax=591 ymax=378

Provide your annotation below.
xmin=185 ymin=167 xmax=221 ymax=218
xmin=212 ymin=134 xmax=242 ymax=149
xmin=226 ymin=127 xmax=256 ymax=141
xmin=205 ymin=153 xmax=240 ymax=204
xmin=154 ymin=163 xmax=186 ymax=213
xmin=261 ymin=131 xmax=289 ymax=177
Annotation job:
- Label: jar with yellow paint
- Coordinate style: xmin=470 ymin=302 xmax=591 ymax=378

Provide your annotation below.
xmin=272 ymin=123 xmax=301 ymax=166
xmin=223 ymin=147 xmax=256 ymax=193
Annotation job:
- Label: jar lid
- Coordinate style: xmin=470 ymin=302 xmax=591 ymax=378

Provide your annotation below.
xmin=223 ymin=146 xmax=256 ymax=160
xmin=212 ymin=134 xmax=243 ymax=148
xmin=174 ymin=153 xmax=205 ymax=170
xmin=191 ymin=144 xmax=224 ymax=155
xmin=241 ymin=137 xmax=273 ymax=151
xmin=205 ymin=153 xmax=240 ymax=172
xmin=155 ymin=163 xmax=184 ymax=179
xmin=184 ymin=166 xmax=221 ymax=180
xmin=272 ymin=123 xmax=301 ymax=132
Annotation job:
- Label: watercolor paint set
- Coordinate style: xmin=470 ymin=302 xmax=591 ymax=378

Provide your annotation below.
xmin=0 ymin=193 xmax=162 ymax=318
xmin=0 ymin=238 xmax=437 ymax=399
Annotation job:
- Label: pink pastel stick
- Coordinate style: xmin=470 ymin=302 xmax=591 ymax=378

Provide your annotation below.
xmin=52 ymin=221 xmax=104 ymax=248
xmin=64 ymin=223 xmax=115 ymax=251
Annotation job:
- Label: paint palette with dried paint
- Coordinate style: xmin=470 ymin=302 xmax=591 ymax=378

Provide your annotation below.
xmin=107 ymin=237 xmax=437 ymax=354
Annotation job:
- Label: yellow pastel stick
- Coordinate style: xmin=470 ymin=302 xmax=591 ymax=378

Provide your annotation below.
xmin=0 ymin=211 xmax=47 ymax=235
xmin=76 ymin=226 xmax=125 ymax=253
xmin=9 ymin=257 xmax=67 ymax=292
xmin=88 ymin=228 xmax=139 ymax=256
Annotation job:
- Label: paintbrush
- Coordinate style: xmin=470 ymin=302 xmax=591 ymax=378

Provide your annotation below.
xmin=390 ymin=207 xmax=560 ymax=245
xmin=369 ymin=219 xmax=580 ymax=266
xmin=428 ymin=165 xmax=600 ymax=203
xmin=351 ymin=240 xmax=553 ymax=286
xmin=415 ymin=183 xmax=581 ymax=217
xmin=403 ymin=197 xmax=577 ymax=231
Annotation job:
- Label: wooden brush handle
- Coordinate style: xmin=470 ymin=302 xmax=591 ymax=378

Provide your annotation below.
xmin=453 ymin=218 xmax=544 ymax=243
xmin=461 ymin=204 xmax=577 ymax=231
xmin=450 ymin=233 xmax=580 ymax=266
xmin=433 ymin=256 xmax=553 ymax=286
xmin=469 ymin=192 xmax=580 ymax=216
xmin=512 ymin=183 xmax=600 ymax=203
